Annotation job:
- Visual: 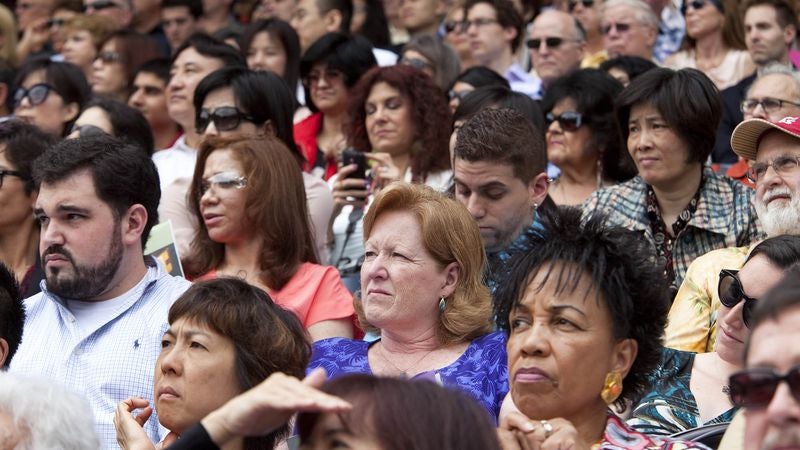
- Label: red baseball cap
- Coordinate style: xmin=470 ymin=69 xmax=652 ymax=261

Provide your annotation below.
xmin=731 ymin=116 xmax=800 ymax=161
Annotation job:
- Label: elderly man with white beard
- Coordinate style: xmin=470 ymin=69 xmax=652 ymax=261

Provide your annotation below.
xmin=664 ymin=115 xmax=800 ymax=354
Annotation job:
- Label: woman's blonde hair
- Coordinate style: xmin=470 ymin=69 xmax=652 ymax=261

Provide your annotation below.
xmin=356 ymin=182 xmax=492 ymax=344
xmin=0 ymin=5 xmax=18 ymax=66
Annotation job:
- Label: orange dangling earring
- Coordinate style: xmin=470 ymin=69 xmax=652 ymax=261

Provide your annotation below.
xmin=601 ymin=372 xmax=623 ymax=405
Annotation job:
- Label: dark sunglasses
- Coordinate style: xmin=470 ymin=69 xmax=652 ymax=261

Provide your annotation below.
xmin=545 ymin=111 xmax=583 ymax=132
xmin=448 ymin=90 xmax=471 ymax=102
xmin=70 ymin=124 xmax=107 ymax=137
xmin=0 ymin=169 xmax=27 ymax=188
xmin=681 ymin=0 xmax=718 ymax=15
xmin=13 ymin=83 xmax=54 ymax=108
xmin=96 ymin=51 xmax=123 ymax=64
xmin=728 ymin=364 xmax=800 ymax=408
xmin=82 ymin=0 xmax=121 ymax=11
xmin=601 ymin=22 xmax=632 ymax=35
xmin=47 ymin=18 xmax=65 ymax=27
xmin=444 ymin=20 xmax=466 ymax=34
xmin=400 ymin=57 xmax=432 ymax=71
xmin=718 ymin=269 xmax=757 ymax=328
xmin=526 ymin=37 xmax=576 ymax=50
xmin=196 ymin=106 xmax=258 ymax=133
xmin=303 ymin=69 xmax=344 ymax=87
xmin=568 ymin=0 xmax=594 ymax=11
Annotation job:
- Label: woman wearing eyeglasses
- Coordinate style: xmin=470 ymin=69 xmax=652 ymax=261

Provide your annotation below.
xmin=60 ymin=14 xmax=118 ymax=80
xmin=185 ymin=135 xmax=355 ymax=342
xmin=443 ymin=6 xmax=476 ymax=70
xmin=627 ymin=235 xmax=800 ymax=435
xmin=91 ymin=30 xmax=162 ymax=100
xmin=0 ymin=120 xmax=56 ymax=298
xmin=663 ymin=0 xmax=752 ymax=90
xmin=13 ymin=56 xmax=90 ymax=137
xmin=159 ymin=66 xmax=335 ymax=268
xmin=294 ymin=32 xmax=377 ymax=180
xmin=542 ymin=69 xmax=635 ymax=205
xmin=584 ymin=68 xmax=762 ymax=295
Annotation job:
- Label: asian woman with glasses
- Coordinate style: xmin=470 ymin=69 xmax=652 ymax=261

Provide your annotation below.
xmin=627 ymin=235 xmax=800 ymax=436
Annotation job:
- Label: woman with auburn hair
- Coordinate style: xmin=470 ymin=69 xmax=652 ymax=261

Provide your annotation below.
xmin=184 ymin=135 xmax=354 ymax=342
xmin=309 ymin=182 xmax=507 ymax=422
xmin=330 ymin=65 xmax=452 ymax=281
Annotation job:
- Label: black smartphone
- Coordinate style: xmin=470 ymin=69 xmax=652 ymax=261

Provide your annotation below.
xmin=341 ymin=149 xmax=368 ymax=180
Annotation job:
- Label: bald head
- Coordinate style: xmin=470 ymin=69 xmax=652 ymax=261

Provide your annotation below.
xmin=529 ymin=10 xmax=586 ymax=88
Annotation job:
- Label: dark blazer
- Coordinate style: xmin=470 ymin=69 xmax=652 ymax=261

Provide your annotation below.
xmin=714 ymin=74 xmax=755 ymax=164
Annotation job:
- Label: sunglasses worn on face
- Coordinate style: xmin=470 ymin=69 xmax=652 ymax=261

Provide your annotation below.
xmin=96 ymin=51 xmax=123 ymax=64
xmin=546 ymin=111 xmax=583 ymax=132
xmin=681 ymin=0 xmax=722 ymax=15
xmin=47 ymin=18 xmax=65 ymax=27
xmin=526 ymin=37 xmax=578 ymax=50
xmin=448 ymin=90 xmax=471 ymax=102
xmin=198 ymin=171 xmax=248 ymax=199
xmin=196 ymin=106 xmax=258 ymax=133
xmin=718 ymin=269 xmax=757 ymax=328
xmin=602 ymin=22 xmax=632 ymax=35
xmin=444 ymin=20 xmax=466 ymax=34
xmin=303 ymin=69 xmax=344 ymax=87
xmin=728 ymin=365 xmax=800 ymax=408
xmin=568 ymin=0 xmax=593 ymax=11
xmin=82 ymin=0 xmax=122 ymax=12
xmin=400 ymin=57 xmax=432 ymax=71
xmin=13 ymin=83 xmax=54 ymax=108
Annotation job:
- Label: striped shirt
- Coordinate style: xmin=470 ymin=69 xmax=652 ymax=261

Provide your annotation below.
xmin=10 ymin=257 xmax=191 ymax=449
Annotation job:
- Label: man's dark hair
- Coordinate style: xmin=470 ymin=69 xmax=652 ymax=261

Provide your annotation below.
xmin=318 ymin=0 xmax=353 ymax=33
xmin=455 ymin=107 xmax=546 ymax=183
xmin=741 ymin=0 xmax=798 ymax=30
xmin=0 ymin=120 xmax=57 ymax=195
xmin=84 ymin=96 xmax=155 ymax=156
xmin=132 ymin=57 xmax=172 ymax=84
xmin=171 ymin=33 xmax=246 ymax=67
xmin=162 ymin=0 xmax=203 ymax=19
xmin=32 ymin=135 xmax=161 ymax=248
xmin=615 ymin=67 xmax=721 ymax=164
xmin=0 ymin=263 xmax=23 ymax=369
xmin=449 ymin=66 xmax=510 ymax=93
xmin=453 ymin=86 xmax=545 ymax=138
xmin=464 ymin=0 xmax=524 ymax=52
xmin=599 ymin=55 xmax=658 ymax=82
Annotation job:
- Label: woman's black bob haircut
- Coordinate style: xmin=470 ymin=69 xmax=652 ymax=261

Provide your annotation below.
xmin=495 ymin=207 xmax=670 ymax=409
xmin=614 ymin=67 xmax=721 ymax=164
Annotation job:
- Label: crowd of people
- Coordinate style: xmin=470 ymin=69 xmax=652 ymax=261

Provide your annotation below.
xmin=1 ymin=0 xmax=800 ymax=448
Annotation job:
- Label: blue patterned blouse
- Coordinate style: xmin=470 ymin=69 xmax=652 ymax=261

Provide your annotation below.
xmin=307 ymin=332 xmax=509 ymax=423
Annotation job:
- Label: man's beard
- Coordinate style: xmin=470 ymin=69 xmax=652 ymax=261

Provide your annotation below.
xmin=755 ymin=187 xmax=800 ymax=236
xmin=41 ymin=227 xmax=124 ymax=300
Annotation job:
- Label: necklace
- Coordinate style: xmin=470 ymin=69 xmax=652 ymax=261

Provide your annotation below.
xmin=375 ymin=342 xmax=438 ymax=378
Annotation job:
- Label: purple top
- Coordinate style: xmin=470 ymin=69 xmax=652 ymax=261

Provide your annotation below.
xmin=308 ymin=331 xmax=509 ymax=423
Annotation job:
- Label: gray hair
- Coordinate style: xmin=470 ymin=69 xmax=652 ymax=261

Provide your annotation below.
xmin=402 ymin=34 xmax=462 ymax=91
xmin=600 ymin=0 xmax=659 ymax=30
xmin=749 ymin=62 xmax=800 ymax=97
xmin=0 ymin=373 xmax=100 ymax=450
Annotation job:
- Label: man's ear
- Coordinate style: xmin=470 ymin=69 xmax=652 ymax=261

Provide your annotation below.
xmin=121 ymin=204 xmax=149 ymax=247
xmin=527 ymin=172 xmax=549 ymax=208
xmin=324 ymin=9 xmax=343 ymax=32
xmin=503 ymin=24 xmax=518 ymax=47
xmin=0 ymin=338 xmax=9 ymax=368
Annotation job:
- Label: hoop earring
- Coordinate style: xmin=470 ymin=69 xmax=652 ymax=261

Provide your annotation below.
xmin=438 ymin=296 xmax=446 ymax=313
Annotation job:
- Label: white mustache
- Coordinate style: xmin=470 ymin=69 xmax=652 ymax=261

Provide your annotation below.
xmin=762 ymin=188 xmax=793 ymax=204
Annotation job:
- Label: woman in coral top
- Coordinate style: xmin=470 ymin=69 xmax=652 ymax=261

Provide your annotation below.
xmin=184 ymin=134 xmax=355 ymax=342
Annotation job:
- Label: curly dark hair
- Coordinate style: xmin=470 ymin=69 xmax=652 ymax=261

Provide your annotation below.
xmin=495 ymin=207 xmax=669 ymax=409
xmin=346 ymin=65 xmax=451 ymax=182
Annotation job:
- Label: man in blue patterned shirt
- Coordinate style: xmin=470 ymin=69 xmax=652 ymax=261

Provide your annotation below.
xmin=10 ymin=135 xmax=190 ymax=449
xmin=452 ymin=108 xmax=552 ymax=306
